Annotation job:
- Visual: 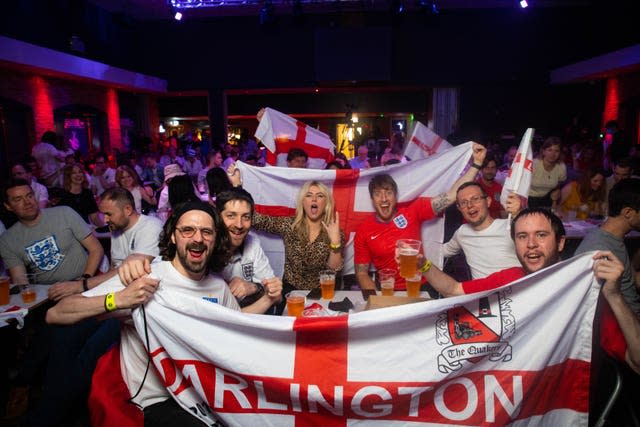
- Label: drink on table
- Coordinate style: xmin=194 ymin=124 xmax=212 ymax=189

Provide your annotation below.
xmin=396 ymin=239 xmax=422 ymax=278
xmin=0 ymin=276 xmax=9 ymax=305
xmin=286 ymin=292 xmax=306 ymax=317
xmin=319 ymin=269 xmax=336 ymax=300
xmin=405 ymin=274 xmax=422 ymax=298
xmin=21 ymin=285 xmax=36 ymax=304
xmin=378 ymin=268 xmax=396 ymax=297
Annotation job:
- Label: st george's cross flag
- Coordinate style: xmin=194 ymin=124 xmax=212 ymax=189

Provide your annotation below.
xmin=237 ymin=141 xmax=475 ymax=275
xmin=500 ymin=128 xmax=534 ymax=208
xmin=255 ymin=107 xmax=335 ymax=169
xmin=403 ymin=121 xmax=453 ymax=160
xmin=131 ymin=252 xmax=600 ymax=427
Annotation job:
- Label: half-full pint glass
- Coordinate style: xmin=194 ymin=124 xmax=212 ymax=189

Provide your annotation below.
xmin=378 ymin=268 xmax=396 ymax=296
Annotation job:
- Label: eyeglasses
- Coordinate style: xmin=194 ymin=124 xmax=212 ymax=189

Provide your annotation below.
xmin=175 ymin=226 xmax=215 ymax=240
xmin=457 ymin=195 xmax=485 ymax=209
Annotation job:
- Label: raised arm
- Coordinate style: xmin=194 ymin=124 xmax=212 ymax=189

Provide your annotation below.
xmin=431 ymin=142 xmax=486 ymax=214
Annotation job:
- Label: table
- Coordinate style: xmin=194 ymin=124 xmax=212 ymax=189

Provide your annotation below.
xmin=1 ymin=285 xmax=50 ymax=327
xmin=283 ymin=290 xmax=432 ymax=316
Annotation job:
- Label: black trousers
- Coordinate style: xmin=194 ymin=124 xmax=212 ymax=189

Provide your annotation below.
xmin=144 ymin=398 xmax=210 ymax=427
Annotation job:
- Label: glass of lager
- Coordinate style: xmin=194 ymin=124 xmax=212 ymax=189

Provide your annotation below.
xmin=319 ymin=270 xmax=336 ymax=300
xmin=396 ymin=239 xmax=421 ymax=278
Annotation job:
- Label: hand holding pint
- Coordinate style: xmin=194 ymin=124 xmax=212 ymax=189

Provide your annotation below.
xmin=396 ymin=239 xmax=421 ymax=278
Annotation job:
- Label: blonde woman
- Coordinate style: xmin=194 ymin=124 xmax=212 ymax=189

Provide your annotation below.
xmin=115 ymin=165 xmax=156 ymax=214
xmin=252 ymin=180 xmax=345 ymax=292
xmin=58 ymin=163 xmax=103 ymax=226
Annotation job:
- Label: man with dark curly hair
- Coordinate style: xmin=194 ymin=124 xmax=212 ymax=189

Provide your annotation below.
xmin=47 ymin=201 xmax=242 ymax=426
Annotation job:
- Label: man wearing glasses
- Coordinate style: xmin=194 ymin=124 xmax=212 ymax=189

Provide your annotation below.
xmin=47 ymin=201 xmax=256 ymax=425
xmin=442 ymin=182 xmax=522 ymax=279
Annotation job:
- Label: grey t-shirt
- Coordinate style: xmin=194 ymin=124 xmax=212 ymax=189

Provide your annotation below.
xmin=575 ymin=227 xmax=640 ymax=314
xmin=0 ymin=206 xmax=91 ymax=284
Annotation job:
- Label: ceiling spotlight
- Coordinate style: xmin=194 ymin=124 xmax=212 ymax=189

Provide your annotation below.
xmin=418 ymin=0 xmax=438 ymax=15
xmin=174 ymin=11 xmax=183 ymax=20
xmin=520 ymin=0 xmax=528 ymax=8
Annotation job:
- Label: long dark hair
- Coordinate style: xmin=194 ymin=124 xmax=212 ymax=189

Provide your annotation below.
xmin=158 ymin=201 xmax=230 ymax=273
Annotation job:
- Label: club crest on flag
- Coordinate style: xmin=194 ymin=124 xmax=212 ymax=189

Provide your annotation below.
xmin=436 ymin=290 xmax=515 ymax=373
xmin=393 ymin=214 xmax=408 ymax=229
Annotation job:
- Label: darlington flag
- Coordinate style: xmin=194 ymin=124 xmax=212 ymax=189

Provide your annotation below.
xmin=132 ymin=252 xmax=600 ymax=426
xmin=237 ymin=141 xmax=475 ymax=275
xmin=500 ymin=128 xmax=534 ymax=208
xmin=255 ymin=107 xmax=335 ymax=169
xmin=403 ymin=121 xmax=453 ymax=160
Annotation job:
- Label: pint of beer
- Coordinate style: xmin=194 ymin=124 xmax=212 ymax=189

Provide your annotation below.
xmin=286 ymin=291 xmax=306 ymax=317
xmin=397 ymin=239 xmax=422 ymax=278
xmin=319 ymin=270 xmax=336 ymax=300
xmin=0 ymin=276 xmax=9 ymax=305
xmin=378 ymin=268 xmax=396 ymax=296
xmin=405 ymin=274 xmax=422 ymax=298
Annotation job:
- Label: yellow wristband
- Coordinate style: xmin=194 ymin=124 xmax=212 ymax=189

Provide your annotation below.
xmin=104 ymin=292 xmax=117 ymax=312
xmin=419 ymin=259 xmax=432 ymax=273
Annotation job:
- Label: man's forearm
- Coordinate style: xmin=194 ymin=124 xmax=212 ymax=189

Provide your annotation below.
xmin=603 ymin=291 xmax=640 ymax=374
xmin=83 ymin=248 xmax=104 ymax=277
xmin=424 ymin=265 xmax=464 ymax=297
xmin=46 ymin=294 xmax=108 ymax=325
xmin=355 ymin=264 xmax=376 ymax=290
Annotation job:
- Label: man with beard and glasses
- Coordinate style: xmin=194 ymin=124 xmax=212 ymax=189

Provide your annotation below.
xmin=354 ymin=143 xmax=486 ymax=291
xmin=48 ymin=187 xmax=163 ymax=301
xmin=442 ymin=182 xmax=521 ymax=279
xmin=47 ymin=201 xmax=241 ymax=426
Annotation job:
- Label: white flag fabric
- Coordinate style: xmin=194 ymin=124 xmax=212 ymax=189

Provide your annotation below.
xmin=500 ymin=128 xmax=534 ymax=207
xmin=237 ymin=141 xmax=475 ymax=275
xmin=131 ymin=252 xmax=599 ymax=426
xmin=403 ymin=121 xmax=453 ymax=160
xmin=254 ymin=107 xmax=335 ymax=169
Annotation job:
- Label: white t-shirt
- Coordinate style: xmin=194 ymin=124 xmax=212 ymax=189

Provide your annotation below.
xmin=83 ymin=260 xmax=240 ymax=408
xmin=91 ymin=168 xmax=116 ymax=197
xmin=442 ymin=219 xmax=521 ymax=279
xmin=110 ymin=214 xmax=163 ymax=267
xmin=222 ymin=232 xmax=275 ymax=284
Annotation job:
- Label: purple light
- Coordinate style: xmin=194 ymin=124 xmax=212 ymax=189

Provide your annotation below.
xmin=174 ymin=11 xmax=183 ymax=20
xmin=520 ymin=0 xmax=528 ymax=8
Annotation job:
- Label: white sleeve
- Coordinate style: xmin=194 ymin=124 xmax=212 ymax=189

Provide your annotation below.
xmin=442 ymin=231 xmax=461 ymax=257
xmin=83 ymin=275 xmax=125 ymax=297
xmin=250 ymin=242 xmax=276 ymax=282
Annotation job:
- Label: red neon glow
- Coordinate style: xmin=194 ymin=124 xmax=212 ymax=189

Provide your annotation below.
xmin=106 ymin=88 xmax=122 ymax=152
xmin=602 ymin=78 xmax=619 ymax=128
xmin=31 ymin=76 xmax=55 ymax=143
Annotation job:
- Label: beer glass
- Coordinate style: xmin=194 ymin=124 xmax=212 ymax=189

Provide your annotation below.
xmin=286 ymin=291 xmax=306 ymax=317
xmin=397 ymin=239 xmax=422 ymax=278
xmin=378 ymin=268 xmax=396 ymax=296
xmin=405 ymin=274 xmax=422 ymax=298
xmin=319 ymin=270 xmax=336 ymax=300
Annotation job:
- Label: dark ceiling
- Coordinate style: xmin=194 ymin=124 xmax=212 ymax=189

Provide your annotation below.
xmin=87 ymin=0 xmax=591 ymax=20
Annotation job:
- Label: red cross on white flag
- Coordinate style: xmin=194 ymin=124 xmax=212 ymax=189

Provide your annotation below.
xmin=500 ymin=128 xmax=534 ymax=208
xmin=237 ymin=142 xmax=475 ymax=274
xmin=403 ymin=121 xmax=453 ymax=161
xmin=125 ymin=252 xmax=599 ymax=426
xmin=255 ymin=107 xmax=335 ymax=169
